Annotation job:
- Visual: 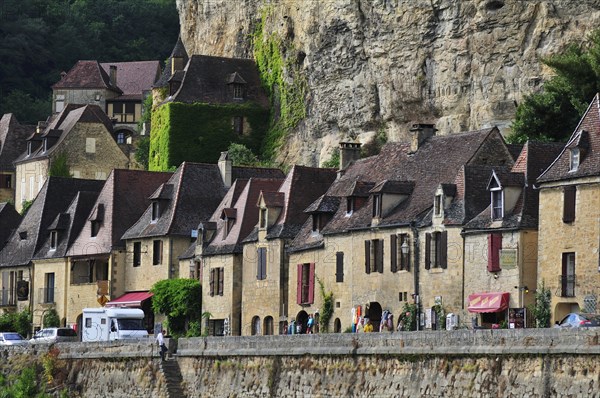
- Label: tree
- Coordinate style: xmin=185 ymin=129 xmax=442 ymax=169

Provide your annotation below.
xmin=529 ymin=281 xmax=552 ymax=328
xmin=509 ymin=30 xmax=600 ymax=143
xmin=227 ymin=143 xmax=260 ymax=166
xmin=150 ymin=278 xmax=202 ymax=337
xmin=43 ymin=309 xmax=60 ymax=328
xmin=135 ymin=136 xmax=150 ymax=170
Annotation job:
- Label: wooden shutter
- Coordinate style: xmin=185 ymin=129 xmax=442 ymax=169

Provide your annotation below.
xmin=390 ymin=234 xmax=397 ymax=272
xmin=563 ymin=186 xmax=576 ymax=223
xmin=257 ymin=248 xmax=266 ymax=280
xmin=425 ymin=233 xmax=431 ymax=270
xmin=561 ymin=253 xmax=568 ymax=297
xmin=209 ymin=268 xmax=215 ymax=296
xmin=487 ymin=233 xmax=502 ymax=272
xmin=336 ymin=252 xmax=344 ymax=282
xmin=308 ymin=263 xmax=315 ymax=304
xmin=297 ymin=264 xmax=303 ymax=304
xmin=218 ymin=267 xmax=224 ymax=296
xmin=440 ymin=231 xmax=448 ymax=269
xmin=365 ymin=240 xmax=371 ymax=274
xmin=376 ymin=240 xmax=384 ymax=273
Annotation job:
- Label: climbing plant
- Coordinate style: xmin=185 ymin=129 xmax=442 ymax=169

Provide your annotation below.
xmin=397 ymin=302 xmax=418 ymax=331
xmin=317 ymin=278 xmax=334 ymax=333
xmin=529 ymin=281 xmax=552 ymax=328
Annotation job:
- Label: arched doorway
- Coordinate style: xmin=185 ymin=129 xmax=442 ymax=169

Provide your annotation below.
xmin=296 ymin=310 xmax=309 ymax=334
xmin=263 ymin=316 xmax=274 ymax=335
xmin=334 ymin=318 xmax=342 ymax=333
xmin=251 ymin=316 xmax=261 ymax=335
xmin=114 ymin=128 xmax=134 ymax=145
xmin=555 ymin=302 xmax=580 ymax=324
xmin=366 ymin=302 xmax=382 ymax=332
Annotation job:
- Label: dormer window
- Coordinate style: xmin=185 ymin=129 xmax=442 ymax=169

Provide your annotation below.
xmin=372 ymin=194 xmax=382 ymax=218
xmin=312 ymin=214 xmax=323 ymax=233
xmin=346 ymin=197 xmax=355 ymax=215
xmin=221 ymin=208 xmax=236 ymax=237
xmin=233 ymin=84 xmax=244 ymax=100
xmin=27 ymin=142 xmax=32 ymax=156
xmin=91 ymin=221 xmax=100 ymax=237
xmin=151 ymin=201 xmax=160 ymax=223
xmin=259 ymin=208 xmax=267 ymax=229
xmin=491 ymin=189 xmax=503 ymax=220
xmin=43 ymin=139 xmax=48 ymax=152
xmin=569 ymin=148 xmax=580 ymax=172
xmin=434 ymin=194 xmax=442 ymax=216
xmin=19 ymin=231 xmax=27 ymax=240
xmin=50 ymin=231 xmax=58 ymax=251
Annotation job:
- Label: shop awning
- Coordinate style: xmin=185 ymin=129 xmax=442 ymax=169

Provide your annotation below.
xmin=468 ymin=292 xmax=510 ymax=313
xmin=105 ymin=291 xmax=153 ymax=308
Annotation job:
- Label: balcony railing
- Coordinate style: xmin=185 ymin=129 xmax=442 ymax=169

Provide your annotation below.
xmin=37 ymin=287 xmax=57 ymax=304
xmin=559 ymin=274 xmax=576 ymax=297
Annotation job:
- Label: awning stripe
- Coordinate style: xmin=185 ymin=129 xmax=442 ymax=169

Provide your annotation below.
xmin=467 ymin=292 xmax=510 ymax=313
xmin=105 ymin=291 xmax=153 ymax=308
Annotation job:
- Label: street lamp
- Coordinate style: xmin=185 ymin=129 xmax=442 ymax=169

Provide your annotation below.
xmin=401 ymin=239 xmax=410 ymax=255
xmin=515 ymin=285 xmax=529 ymax=307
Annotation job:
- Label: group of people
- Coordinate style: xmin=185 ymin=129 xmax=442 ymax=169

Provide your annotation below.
xmin=354 ymin=310 xmax=396 ymax=333
xmin=284 ymin=314 xmax=317 ymax=335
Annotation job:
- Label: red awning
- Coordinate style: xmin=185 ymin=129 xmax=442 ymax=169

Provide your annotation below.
xmin=468 ymin=292 xmax=510 ymax=313
xmin=105 ymin=291 xmax=153 ymax=308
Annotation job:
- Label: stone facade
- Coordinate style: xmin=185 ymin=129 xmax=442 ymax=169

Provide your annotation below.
xmin=53 ymin=88 xmax=117 ymax=114
xmin=31 ymin=258 xmax=69 ymax=329
xmin=14 ymin=159 xmax=47 ymax=211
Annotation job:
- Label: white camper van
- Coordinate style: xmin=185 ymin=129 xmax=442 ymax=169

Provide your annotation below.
xmin=82 ymin=308 xmax=149 ymax=342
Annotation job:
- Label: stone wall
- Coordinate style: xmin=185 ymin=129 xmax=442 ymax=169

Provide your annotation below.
xmin=4 ymin=329 xmax=599 ymax=397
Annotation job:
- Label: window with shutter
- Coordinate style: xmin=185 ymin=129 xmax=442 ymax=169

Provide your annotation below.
xmin=296 ymin=264 xmax=303 ymax=305
xmin=364 ymin=241 xmax=371 ymax=274
xmin=336 ymin=252 xmax=344 ymax=282
xmin=308 ymin=263 xmax=315 ymax=304
xmin=152 ymin=240 xmax=162 ymax=265
xmin=218 ymin=267 xmax=224 ymax=296
xmin=399 ymin=234 xmax=410 ymax=271
xmin=561 ymin=253 xmax=575 ymax=297
xmin=563 ymin=186 xmax=576 ymax=223
xmin=376 ymin=240 xmax=384 ymax=273
xmin=487 ymin=233 xmax=502 ymax=272
xmin=390 ymin=234 xmax=397 ymax=272
xmin=209 ymin=268 xmax=215 ymax=296
xmin=440 ymin=231 xmax=448 ymax=269
xmin=425 ymin=233 xmax=431 ymax=270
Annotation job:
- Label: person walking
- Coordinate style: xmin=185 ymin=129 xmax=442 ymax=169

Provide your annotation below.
xmin=156 ymin=329 xmax=167 ymax=361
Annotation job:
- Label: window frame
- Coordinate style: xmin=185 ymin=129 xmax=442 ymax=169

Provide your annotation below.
xmin=569 ymin=148 xmax=580 ymax=172
xmin=152 ymin=240 xmax=163 ymax=265
xmin=133 ymin=242 xmax=141 ymax=267
xmin=491 ymin=188 xmax=503 ymax=220
xmin=335 ymin=252 xmax=344 ymax=282
xmin=425 ymin=231 xmax=448 ymax=270
xmin=364 ymin=239 xmax=384 ymax=274
xmin=563 ymin=185 xmax=576 ymax=223
xmin=257 ymin=247 xmax=267 ymax=280
xmin=297 ymin=263 xmax=315 ymax=305
xmin=49 ymin=231 xmax=58 ymax=251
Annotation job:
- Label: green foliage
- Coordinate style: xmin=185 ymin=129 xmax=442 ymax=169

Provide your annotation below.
xmin=0 ymin=366 xmax=52 ymax=398
xmin=317 ymin=278 xmax=334 ymax=333
xmin=253 ymin=6 xmax=308 ymax=161
xmin=0 ymin=310 xmax=32 ymax=337
xmin=42 ymin=308 xmax=60 ymax=328
xmin=138 ymin=94 xmax=154 ymax=131
xmin=150 ymin=278 xmax=202 ymax=337
xmin=134 ymin=136 xmax=150 ymax=170
xmin=20 ymin=200 xmax=33 ymax=216
xmin=361 ymin=127 xmax=388 ymax=158
xmin=0 ymin=0 xmax=178 ymax=123
xmin=397 ymin=302 xmax=418 ymax=331
xmin=529 ymin=281 xmax=552 ymax=328
xmin=321 ymin=150 xmax=340 ymax=168
xmin=48 ymin=152 xmax=71 ymax=177
xmin=432 ymin=303 xmax=446 ymax=331
xmin=149 ymin=102 xmax=269 ymax=171
xmin=509 ymin=30 xmax=600 ymax=143
xmin=227 ymin=143 xmax=260 ymax=166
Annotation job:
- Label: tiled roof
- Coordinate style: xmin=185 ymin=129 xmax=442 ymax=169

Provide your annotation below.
xmin=202 ymin=178 xmax=284 ymax=256
xmin=52 ymin=61 xmax=121 ymax=93
xmin=167 ymin=55 xmax=269 ymax=107
xmin=537 ymin=93 xmax=600 ymax=183
xmin=0 ymin=178 xmax=104 ymax=267
xmin=369 ymin=180 xmax=415 ymax=195
xmin=154 ymin=36 xmax=189 ymax=89
xmin=122 ymin=162 xmax=283 ymax=239
xmin=100 ymin=61 xmax=161 ymax=97
xmin=0 ymin=203 xmax=21 ymax=252
xmin=67 ymin=169 xmax=172 ymax=257
xmin=261 ymin=192 xmax=285 ymax=207
xmin=304 ymin=195 xmax=341 ymax=214
xmin=0 ymin=114 xmax=34 ymax=172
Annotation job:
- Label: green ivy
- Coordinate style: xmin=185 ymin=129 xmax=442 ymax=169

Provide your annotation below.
xmin=397 ymin=302 xmax=418 ymax=331
xmin=253 ymin=5 xmax=308 ymax=161
xmin=529 ymin=281 xmax=551 ymax=328
xmin=317 ymin=278 xmax=334 ymax=333
xmin=149 ymin=102 xmax=269 ymax=171
xmin=48 ymin=152 xmax=71 ymax=177
xmin=150 ymin=278 xmax=202 ymax=337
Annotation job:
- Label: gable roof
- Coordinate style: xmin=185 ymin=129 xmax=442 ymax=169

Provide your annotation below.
xmin=537 ymin=93 xmax=600 ymax=184
xmin=100 ymin=61 xmax=161 ymax=98
xmin=0 ymin=203 xmax=21 ymax=252
xmin=0 ymin=114 xmax=34 ymax=172
xmin=154 ymin=36 xmax=189 ymax=89
xmin=52 ymin=61 xmax=121 ymax=93
xmin=67 ymin=169 xmax=172 ymax=257
xmin=121 ymin=162 xmax=284 ymax=239
xmin=166 ymin=55 xmax=269 ymax=107
xmin=0 ymin=178 xmax=104 ymax=267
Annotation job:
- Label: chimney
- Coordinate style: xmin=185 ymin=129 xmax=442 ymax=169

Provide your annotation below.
xmin=109 ymin=65 xmax=117 ymax=87
xmin=339 ymin=142 xmax=362 ymax=170
xmin=218 ymin=151 xmax=232 ymax=188
xmin=410 ymin=123 xmax=437 ymax=153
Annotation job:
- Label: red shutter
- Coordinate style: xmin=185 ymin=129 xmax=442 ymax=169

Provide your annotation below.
xmin=365 ymin=241 xmax=371 ymax=274
xmin=308 ymin=263 xmax=315 ymax=304
xmin=563 ymin=186 xmax=576 ymax=223
xmin=425 ymin=233 xmax=431 ymax=270
xmin=209 ymin=268 xmax=215 ymax=296
xmin=376 ymin=240 xmax=384 ymax=273
xmin=218 ymin=267 xmax=224 ymax=296
xmin=390 ymin=234 xmax=397 ymax=272
xmin=440 ymin=231 xmax=448 ymax=269
xmin=487 ymin=233 xmax=502 ymax=272
xmin=297 ymin=264 xmax=303 ymax=305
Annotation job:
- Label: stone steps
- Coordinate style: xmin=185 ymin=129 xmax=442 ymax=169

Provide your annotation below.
xmin=159 ymin=357 xmax=186 ymax=398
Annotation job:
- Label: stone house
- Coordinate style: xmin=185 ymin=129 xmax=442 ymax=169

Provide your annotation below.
xmin=52 ymin=60 xmax=160 ymax=135
xmin=288 ymin=126 xmax=515 ymax=333
xmin=64 ymin=169 xmax=172 ymax=332
xmin=462 ymin=141 xmax=562 ymax=328
xmin=0 ymin=177 xmax=103 ymax=325
xmin=13 ymin=104 xmax=130 ymax=212
xmin=0 ymin=114 xmax=34 ymax=203
xmin=193 ymin=177 xmax=284 ymax=336
xmin=536 ymin=94 xmax=600 ymax=324
xmin=240 ymin=166 xmax=337 ymax=336
xmin=149 ymin=50 xmax=270 ymax=169
xmin=121 ymin=155 xmax=283 ymax=309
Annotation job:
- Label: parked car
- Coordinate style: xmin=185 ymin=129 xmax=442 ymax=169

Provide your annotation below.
xmin=557 ymin=313 xmax=600 ymax=328
xmin=0 ymin=332 xmax=28 ymax=346
xmin=29 ymin=327 xmax=78 ymax=344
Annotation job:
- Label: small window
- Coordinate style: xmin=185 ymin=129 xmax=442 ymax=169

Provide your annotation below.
xmin=151 ymin=202 xmax=160 ymax=222
xmin=364 ymin=239 xmax=383 ymax=274
xmin=27 ymin=142 xmax=32 ymax=156
xmin=487 ymin=233 xmax=502 ymax=273
xmin=233 ymin=117 xmax=244 ymax=135
xmin=86 ymin=138 xmax=96 ymax=153
xmin=259 ymin=208 xmax=267 ymax=229
xmin=312 ymin=214 xmax=322 ymax=232
xmin=425 ymin=231 xmax=448 ymax=270
xmin=346 ymin=197 xmax=354 ymax=215
xmin=372 ymin=195 xmax=382 ymax=218
xmin=335 ymin=252 xmax=344 ymax=282
xmin=209 ymin=267 xmax=224 ymax=296
xmin=233 ymin=84 xmax=244 ymax=99
xmin=117 ymin=132 xmax=125 ymax=144
xmin=91 ymin=221 xmax=100 ymax=237
xmin=125 ymin=103 xmax=135 ymax=114
xmin=491 ymin=189 xmax=503 ymax=220
xmin=50 ymin=231 xmax=58 ymax=250
xmin=257 ymin=247 xmax=267 ymax=280
xmin=569 ymin=148 xmax=580 ymax=172
xmin=3 ymin=175 xmax=11 ymax=189
xmin=434 ymin=195 xmax=442 ymax=216
xmin=113 ymin=103 xmax=123 ymax=114
xmin=391 ymin=233 xmax=411 ymax=272
xmin=563 ymin=186 xmax=576 ymax=223
xmin=297 ymin=263 xmax=315 ymax=305
xmin=133 ymin=242 xmax=141 ymax=267
xmin=153 ymin=240 xmax=163 ymax=265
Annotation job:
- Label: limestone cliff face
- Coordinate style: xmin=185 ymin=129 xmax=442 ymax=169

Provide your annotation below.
xmin=177 ymin=0 xmax=600 ymax=166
